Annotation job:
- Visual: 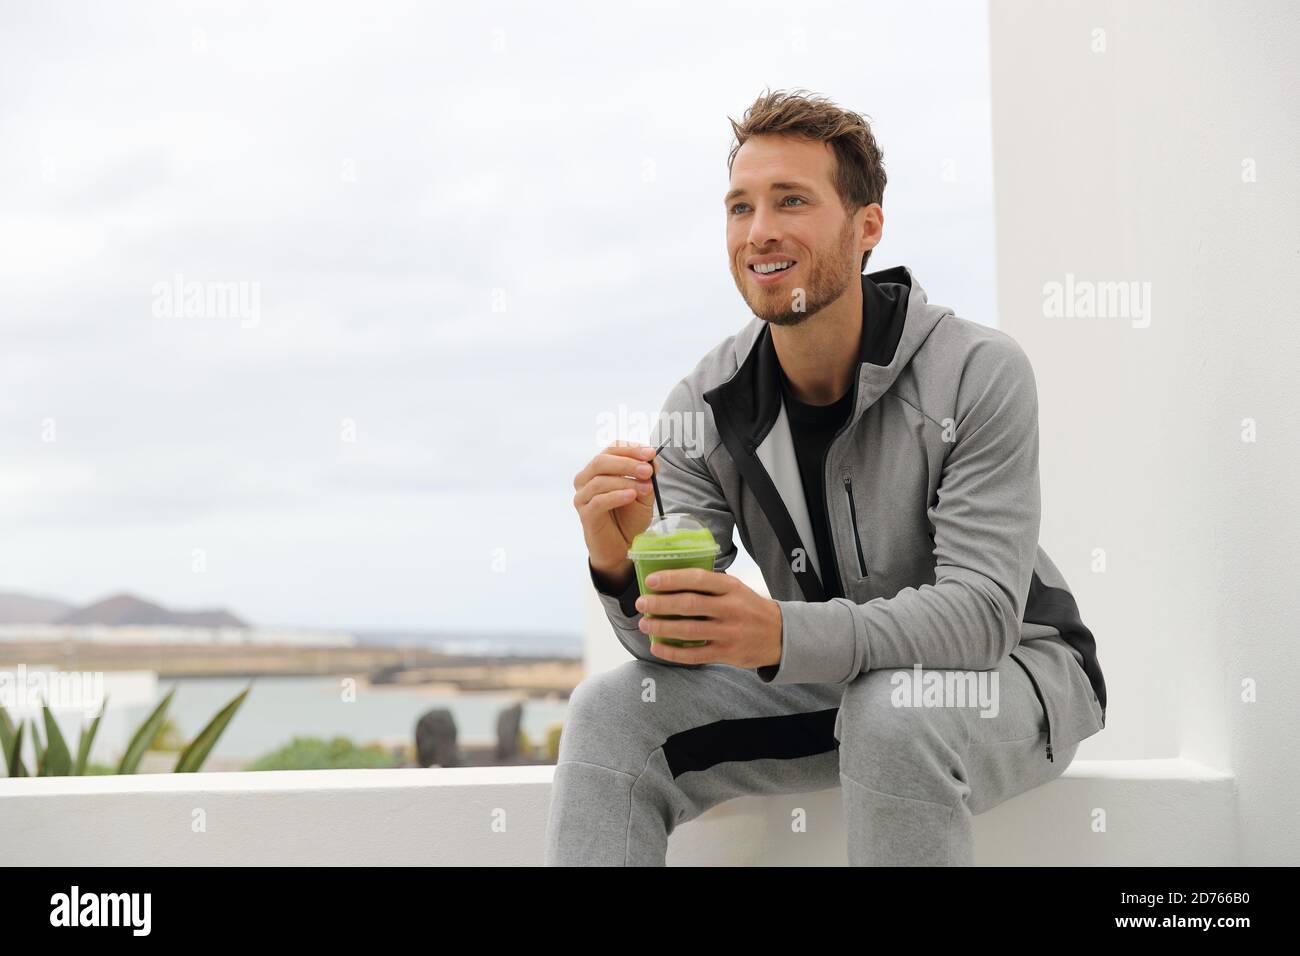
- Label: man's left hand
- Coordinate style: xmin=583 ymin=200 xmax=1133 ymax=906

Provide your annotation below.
xmin=634 ymin=568 xmax=783 ymax=669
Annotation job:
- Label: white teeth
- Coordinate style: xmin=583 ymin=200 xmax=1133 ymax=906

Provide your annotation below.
xmin=753 ymin=260 xmax=794 ymax=274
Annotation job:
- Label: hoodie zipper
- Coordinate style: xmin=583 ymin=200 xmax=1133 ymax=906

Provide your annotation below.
xmin=842 ymin=475 xmax=868 ymax=578
xmin=1010 ymin=653 xmax=1054 ymax=762
xmin=815 ymin=377 xmax=864 ymax=598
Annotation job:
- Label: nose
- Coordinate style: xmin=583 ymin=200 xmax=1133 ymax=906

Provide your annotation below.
xmin=746 ymin=203 xmax=784 ymax=251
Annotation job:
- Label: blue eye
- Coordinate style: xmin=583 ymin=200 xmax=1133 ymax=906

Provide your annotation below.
xmin=729 ymin=196 xmax=806 ymax=215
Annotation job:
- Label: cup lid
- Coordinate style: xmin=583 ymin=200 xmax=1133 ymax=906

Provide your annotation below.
xmin=627 ymin=512 xmax=721 ymax=561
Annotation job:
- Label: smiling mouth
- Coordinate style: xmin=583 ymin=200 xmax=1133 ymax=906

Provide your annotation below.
xmin=749 ymin=261 xmax=798 ymax=276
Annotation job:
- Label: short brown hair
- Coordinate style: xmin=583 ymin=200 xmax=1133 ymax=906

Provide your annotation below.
xmin=726 ymin=88 xmax=887 ymax=271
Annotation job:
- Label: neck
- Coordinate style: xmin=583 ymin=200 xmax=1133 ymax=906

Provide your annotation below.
xmin=770 ymin=278 xmax=863 ymax=405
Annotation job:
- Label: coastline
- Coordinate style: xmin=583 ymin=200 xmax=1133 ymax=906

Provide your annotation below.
xmin=0 ymin=640 xmax=583 ymax=698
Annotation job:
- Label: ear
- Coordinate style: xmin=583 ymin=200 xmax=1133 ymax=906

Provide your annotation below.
xmin=859 ymin=203 xmax=884 ymax=255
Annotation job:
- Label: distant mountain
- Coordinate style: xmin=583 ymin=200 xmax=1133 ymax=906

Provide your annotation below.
xmin=0 ymin=591 xmax=76 ymax=625
xmin=57 ymin=592 xmax=248 ymax=628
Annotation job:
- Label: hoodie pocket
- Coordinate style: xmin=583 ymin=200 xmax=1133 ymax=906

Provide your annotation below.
xmin=841 ymin=474 xmax=869 ymax=579
xmin=1009 ymin=651 xmax=1055 ymax=763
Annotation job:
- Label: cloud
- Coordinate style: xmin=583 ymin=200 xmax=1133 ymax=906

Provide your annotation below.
xmin=0 ymin=0 xmax=997 ymax=630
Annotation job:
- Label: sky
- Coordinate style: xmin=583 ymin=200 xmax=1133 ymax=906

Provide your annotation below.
xmin=0 ymin=0 xmax=996 ymax=635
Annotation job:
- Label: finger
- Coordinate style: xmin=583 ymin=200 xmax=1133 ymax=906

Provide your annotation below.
xmin=611 ymin=440 xmax=657 ymax=459
xmin=573 ymin=474 xmax=653 ymax=509
xmin=573 ymin=451 xmax=657 ymax=492
xmin=638 ymin=614 xmax=716 ymax=642
xmin=635 ymin=591 xmax=715 ymax=617
xmin=578 ymin=487 xmax=642 ymax=516
xmin=643 ymin=567 xmax=730 ymax=594
xmin=649 ymin=637 xmax=718 ymax=665
xmin=648 ymin=439 xmax=679 ymax=472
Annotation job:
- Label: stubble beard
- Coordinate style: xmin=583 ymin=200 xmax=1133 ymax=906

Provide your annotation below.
xmin=735 ymin=216 xmax=858 ymax=328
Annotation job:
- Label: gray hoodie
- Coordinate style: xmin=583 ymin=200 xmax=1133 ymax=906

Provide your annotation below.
xmin=589 ymin=265 xmax=1107 ymax=762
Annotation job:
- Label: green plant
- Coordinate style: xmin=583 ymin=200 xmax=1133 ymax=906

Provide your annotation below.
xmin=0 ymin=683 xmax=250 ymax=777
xmin=174 ymin=685 xmax=249 ymax=773
xmin=40 ymin=706 xmax=72 ymax=775
xmin=74 ymin=699 xmax=107 ymax=775
xmin=117 ymin=688 xmax=175 ymax=774
xmin=0 ymin=708 xmax=26 ymax=777
xmin=148 ymin=717 xmax=185 ymax=752
xmin=544 ymin=722 xmax=563 ymax=762
xmin=247 ymin=735 xmax=401 ymax=771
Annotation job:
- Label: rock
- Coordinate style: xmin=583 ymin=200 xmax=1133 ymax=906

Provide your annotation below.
xmin=370 ymin=664 xmax=404 ymax=685
xmin=415 ymin=708 xmax=460 ymax=768
xmin=495 ymin=702 xmax=523 ymax=762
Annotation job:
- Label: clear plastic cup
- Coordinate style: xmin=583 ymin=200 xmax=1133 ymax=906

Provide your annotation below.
xmin=627 ymin=512 xmax=721 ymax=647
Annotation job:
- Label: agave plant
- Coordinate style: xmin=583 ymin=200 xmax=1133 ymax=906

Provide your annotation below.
xmin=0 ymin=683 xmax=251 ymax=777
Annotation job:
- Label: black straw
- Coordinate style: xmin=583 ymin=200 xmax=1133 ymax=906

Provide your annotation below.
xmin=650 ymin=439 xmax=670 ymax=520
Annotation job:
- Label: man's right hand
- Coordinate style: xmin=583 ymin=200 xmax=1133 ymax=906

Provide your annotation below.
xmin=573 ymin=440 xmax=661 ymax=592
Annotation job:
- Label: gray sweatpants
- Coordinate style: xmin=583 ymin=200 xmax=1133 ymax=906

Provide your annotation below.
xmin=545 ymin=654 xmax=1078 ymax=865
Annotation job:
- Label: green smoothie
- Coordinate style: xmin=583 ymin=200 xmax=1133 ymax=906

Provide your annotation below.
xmin=627 ymin=514 xmax=721 ymax=647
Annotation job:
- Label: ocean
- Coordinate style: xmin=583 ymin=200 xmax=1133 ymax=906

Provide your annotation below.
xmin=153 ymin=674 xmax=571 ymax=762
xmin=351 ymin=629 xmax=582 ymax=659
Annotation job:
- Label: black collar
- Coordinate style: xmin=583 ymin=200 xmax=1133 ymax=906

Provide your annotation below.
xmin=859 ymin=265 xmax=910 ymax=366
xmin=704 ymin=266 xmax=911 ymax=451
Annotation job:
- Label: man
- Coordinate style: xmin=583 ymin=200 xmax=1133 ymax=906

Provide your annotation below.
xmin=549 ymin=89 xmax=1107 ymax=866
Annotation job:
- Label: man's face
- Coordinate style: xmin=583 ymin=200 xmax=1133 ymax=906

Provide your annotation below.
xmin=725 ymin=134 xmax=864 ymax=326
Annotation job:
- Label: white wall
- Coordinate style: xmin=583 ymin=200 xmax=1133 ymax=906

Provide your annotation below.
xmin=989 ymin=0 xmax=1299 ymax=863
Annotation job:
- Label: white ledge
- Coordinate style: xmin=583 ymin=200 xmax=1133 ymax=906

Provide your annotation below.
xmin=0 ymin=764 xmax=554 ymax=796
xmin=0 ymin=758 xmax=1238 ymax=866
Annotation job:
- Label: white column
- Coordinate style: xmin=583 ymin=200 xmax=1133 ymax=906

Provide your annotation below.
xmin=989 ymin=0 xmax=1299 ymax=863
